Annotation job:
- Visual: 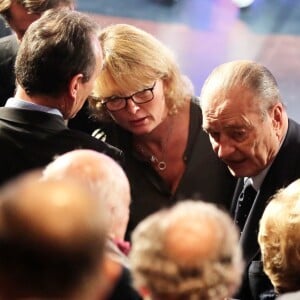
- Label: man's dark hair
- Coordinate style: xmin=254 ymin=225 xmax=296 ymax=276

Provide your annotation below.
xmin=15 ymin=8 xmax=99 ymax=97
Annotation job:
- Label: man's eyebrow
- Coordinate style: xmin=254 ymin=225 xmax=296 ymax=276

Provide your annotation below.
xmin=223 ymin=123 xmax=252 ymax=130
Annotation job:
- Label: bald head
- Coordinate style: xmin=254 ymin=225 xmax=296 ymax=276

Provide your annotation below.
xmin=130 ymin=200 xmax=244 ymax=300
xmin=43 ymin=150 xmax=130 ymax=240
xmin=0 ymin=171 xmax=107 ymax=299
xmin=164 ymin=206 xmax=221 ymax=267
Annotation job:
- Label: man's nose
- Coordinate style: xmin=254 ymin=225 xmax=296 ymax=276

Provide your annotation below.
xmin=213 ymin=137 xmax=235 ymax=159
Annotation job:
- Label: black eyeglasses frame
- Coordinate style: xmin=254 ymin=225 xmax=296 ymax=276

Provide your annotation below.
xmin=101 ymin=81 xmax=157 ymax=112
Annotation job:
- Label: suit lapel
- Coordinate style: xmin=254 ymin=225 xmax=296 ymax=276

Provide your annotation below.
xmin=239 ymin=119 xmax=300 ymax=264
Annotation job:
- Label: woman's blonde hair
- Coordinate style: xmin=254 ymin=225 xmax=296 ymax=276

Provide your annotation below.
xmin=89 ymin=23 xmax=193 ymax=121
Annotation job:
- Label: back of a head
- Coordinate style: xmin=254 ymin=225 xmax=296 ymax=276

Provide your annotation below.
xmin=130 ymin=200 xmax=244 ymax=300
xmin=0 ymin=171 xmax=107 ymax=299
xmin=15 ymin=8 xmax=99 ymax=97
xmin=43 ymin=149 xmax=131 ymax=240
xmin=200 ymin=60 xmax=282 ymax=114
xmin=258 ymin=179 xmax=300 ymax=294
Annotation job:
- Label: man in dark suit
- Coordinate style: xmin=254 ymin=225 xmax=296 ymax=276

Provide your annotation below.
xmin=0 ymin=9 xmax=122 ymax=185
xmin=0 ymin=0 xmax=74 ymax=105
xmin=0 ymin=0 xmax=98 ymax=134
xmin=200 ymin=60 xmax=300 ymax=300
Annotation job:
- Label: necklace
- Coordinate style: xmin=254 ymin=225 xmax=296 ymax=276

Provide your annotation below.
xmin=135 ymin=117 xmax=174 ymax=172
xmin=137 ymin=146 xmax=167 ymax=171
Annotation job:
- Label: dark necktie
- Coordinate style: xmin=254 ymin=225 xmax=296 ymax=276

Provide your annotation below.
xmin=234 ymin=182 xmax=257 ymax=232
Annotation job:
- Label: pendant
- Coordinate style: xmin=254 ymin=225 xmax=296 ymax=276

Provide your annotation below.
xmin=157 ymin=161 xmax=167 ymax=171
xmin=150 ymin=155 xmax=156 ymax=163
xmin=144 ymin=153 xmax=166 ymax=171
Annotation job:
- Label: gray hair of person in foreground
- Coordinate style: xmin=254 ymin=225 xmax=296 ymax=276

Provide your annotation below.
xmin=129 ymin=200 xmax=244 ymax=300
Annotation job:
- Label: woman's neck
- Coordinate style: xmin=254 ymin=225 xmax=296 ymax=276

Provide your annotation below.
xmin=135 ymin=101 xmax=190 ymax=148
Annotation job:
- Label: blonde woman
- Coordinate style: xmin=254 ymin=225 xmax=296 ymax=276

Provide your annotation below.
xmin=90 ymin=24 xmax=236 ymax=239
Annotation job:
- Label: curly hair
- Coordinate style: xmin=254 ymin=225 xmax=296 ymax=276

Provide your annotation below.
xmin=130 ymin=200 xmax=244 ymax=300
xmin=258 ymin=179 xmax=300 ymax=294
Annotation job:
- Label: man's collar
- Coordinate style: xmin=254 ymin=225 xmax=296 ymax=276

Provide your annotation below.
xmin=5 ymin=97 xmax=63 ymax=117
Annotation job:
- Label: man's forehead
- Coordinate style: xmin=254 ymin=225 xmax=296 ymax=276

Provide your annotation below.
xmin=203 ymin=105 xmax=252 ymax=130
xmin=202 ymin=86 xmax=256 ymax=118
xmin=202 ymin=96 xmax=235 ymax=119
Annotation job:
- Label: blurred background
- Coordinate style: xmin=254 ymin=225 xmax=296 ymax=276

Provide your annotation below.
xmin=2 ymin=0 xmax=300 ymax=121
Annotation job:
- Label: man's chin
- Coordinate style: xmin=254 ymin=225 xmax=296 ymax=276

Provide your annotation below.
xmin=227 ymin=165 xmax=253 ymax=178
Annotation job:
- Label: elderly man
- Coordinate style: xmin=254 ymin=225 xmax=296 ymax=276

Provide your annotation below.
xmin=0 ymin=9 xmax=122 ymax=185
xmin=0 ymin=171 xmax=111 ymax=299
xmin=200 ymin=60 xmax=300 ymax=299
xmin=258 ymin=179 xmax=300 ymax=299
xmin=43 ymin=149 xmax=141 ymax=300
xmin=43 ymin=150 xmax=131 ymax=263
xmin=129 ymin=200 xmax=244 ymax=300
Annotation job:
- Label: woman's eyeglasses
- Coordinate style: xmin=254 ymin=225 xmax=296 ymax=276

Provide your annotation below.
xmin=101 ymin=81 xmax=156 ymax=112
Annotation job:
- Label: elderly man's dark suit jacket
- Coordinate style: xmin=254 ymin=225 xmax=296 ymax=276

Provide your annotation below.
xmin=0 ymin=107 xmax=123 ymax=184
xmin=231 ymin=119 xmax=300 ymax=300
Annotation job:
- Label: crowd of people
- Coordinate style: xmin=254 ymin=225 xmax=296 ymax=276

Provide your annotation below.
xmin=0 ymin=1 xmax=299 ymax=300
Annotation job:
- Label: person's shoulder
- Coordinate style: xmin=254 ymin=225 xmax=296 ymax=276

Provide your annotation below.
xmin=92 ymin=122 xmax=132 ymax=151
xmin=286 ymin=118 xmax=300 ymax=144
xmin=64 ymin=128 xmax=124 ymax=163
xmin=0 ymin=34 xmax=18 ymax=62
xmin=191 ymin=96 xmax=201 ymax=106
xmin=288 ymin=118 xmax=300 ymax=131
xmin=0 ymin=34 xmax=18 ymax=51
xmin=190 ymin=96 xmax=202 ymax=115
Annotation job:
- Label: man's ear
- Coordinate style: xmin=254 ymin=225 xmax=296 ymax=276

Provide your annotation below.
xmin=272 ymin=103 xmax=283 ymax=129
xmin=69 ymin=74 xmax=84 ymax=99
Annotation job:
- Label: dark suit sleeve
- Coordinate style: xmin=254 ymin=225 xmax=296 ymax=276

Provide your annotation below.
xmin=0 ymin=35 xmax=18 ymax=106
